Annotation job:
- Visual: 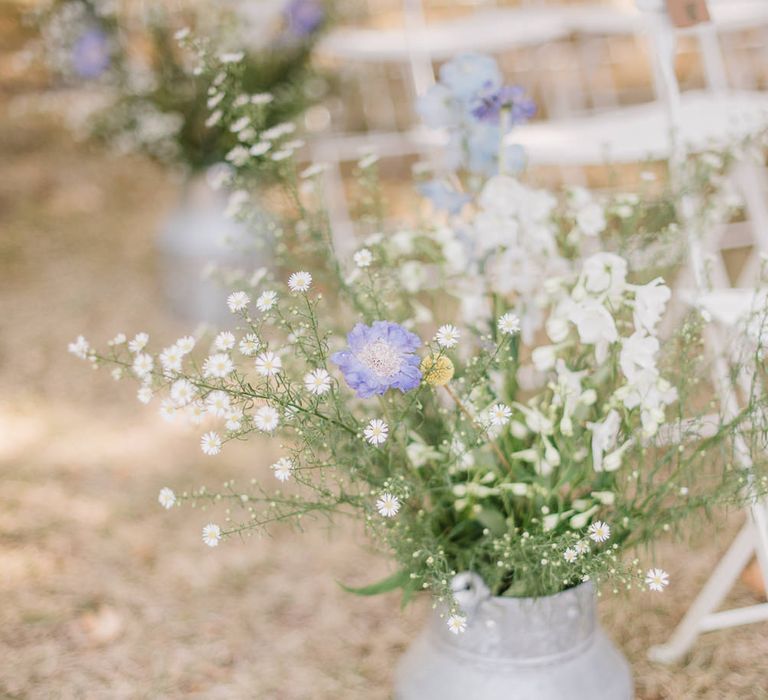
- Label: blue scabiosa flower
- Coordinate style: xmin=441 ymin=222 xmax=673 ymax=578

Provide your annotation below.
xmin=331 ymin=322 xmax=422 ymax=398
xmin=284 ymin=0 xmax=325 ymax=38
xmin=72 ymin=28 xmax=111 ymax=80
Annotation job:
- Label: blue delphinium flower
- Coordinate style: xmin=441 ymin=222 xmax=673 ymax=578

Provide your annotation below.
xmin=284 ymin=0 xmax=325 ymax=38
xmin=331 ymin=322 xmax=422 ymax=398
xmin=438 ymin=53 xmax=501 ymax=103
xmin=418 ymin=180 xmax=472 ymax=215
xmin=471 ymin=84 xmax=536 ymax=124
xmin=72 ymin=28 xmax=110 ymax=79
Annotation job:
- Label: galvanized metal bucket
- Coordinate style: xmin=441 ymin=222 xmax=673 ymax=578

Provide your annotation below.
xmin=395 ymin=574 xmax=633 ymax=700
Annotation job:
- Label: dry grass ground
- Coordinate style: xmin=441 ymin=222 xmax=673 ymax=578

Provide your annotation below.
xmin=2 ymin=10 xmax=768 ymax=700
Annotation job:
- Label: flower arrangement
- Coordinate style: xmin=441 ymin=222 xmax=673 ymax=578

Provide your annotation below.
xmin=28 ymin=0 xmax=329 ymax=170
xmin=69 ymin=52 xmax=768 ymax=632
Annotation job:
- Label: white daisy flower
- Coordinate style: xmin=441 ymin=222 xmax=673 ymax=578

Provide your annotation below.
xmin=158 ymin=487 xmax=176 ymax=510
xmin=128 ymin=332 xmax=149 ymax=353
xmin=271 ymin=457 xmax=294 ymax=482
xmin=239 ymin=334 xmax=261 ymax=356
xmin=132 ymin=353 xmax=154 ymax=378
xmin=487 ymin=403 xmax=512 ymax=427
xmin=645 ymin=568 xmax=669 ymax=592
xmin=214 ymin=332 xmax=236 ymax=352
xmin=170 ymin=379 xmax=196 ymax=406
xmin=202 ymin=523 xmax=222 ymax=547
xmin=137 ymin=386 xmax=153 ymax=404
xmin=203 ymin=353 xmax=234 ymax=379
xmin=256 ymin=290 xmax=278 ymax=312
xmin=206 ymin=390 xmax=231 ymax=417
xmin=563 ymin=547 xmax=578 ymax=563
xmin=255 ymin=351 xmax=282 ymax=377
xmin=176 ymin=336 xmax=196 ymax=354
xmin=304 ymin=369 xmax=331 ymax=395
xmin=288 ymin=271 xmax=312 ymax=293
xmin=185 ymin=401 xmax=206 ymax=425
xmin=364 ymin=419 xmax=389 ymax=446
xmin=588 ymin=521 xmax=611 ymax=543
xmin=201 ymin=431 xmax=222 ymax=456
xmin=227 ymin=291 xmax=250 ymax=313
xmin=435 ymin=324 xmax=461 ymax=348
xmin=254 ymin=405 xmax=280 ymax=432
xmin=376 ymin=492 xmax=400 ymax=517
xmin=498 ymin=313 xmax=521 ymax=336
xmin=68 ymin=335 xmax=91 ymax=360
xmin=353 ymin=248 xmax=373 ymax=268
xmin=446 ymin=614 xmax=467 ymax=635
xmin=160 ymin=345 xmax=183 ymax=373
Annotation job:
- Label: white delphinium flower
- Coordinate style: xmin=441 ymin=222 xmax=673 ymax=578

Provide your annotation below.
xmin=214 ymin=332 xmax=236 ymax=352
xmin=206 ymin=390 xmax=231 ymax=417
xmin=588 ymin=521 xmax=611 ymax=543
xmin=563 ymin=547 xmax=578 ymax=563
xmin=185 ymin=401 xmax=206 ymax=425
xmin=254 ymin=405 xmax=280 ymax=432
xmin=239 ymin=334 xmax=261 ymax=356
xmin=498 ymin=313 xmax=521 ymax=336
xmin=568 ymin=300 xmax=618 ymax=363
xmin=170 ymin=379 xmax=196 ymax=406
xmin=158 ymin=487 xmax=176 ymax=509
xmin=304 ymin=369 xmax=331 ymax=395
xmin=645 ymin=568 xmax=669 ymax=592
xmin=579 ymin=253 xmax=627 ymax=300
xmin=353 ymin=248 xmax=373 ymax=268
xmin=271 ymin=457 xmax=294 ymax=482
xmin=68 ymin=335 xmax=91 ymax=359
xmin=620 ymin=332 xmax=659 ymax=382
xmin=201 ymin=432 xmax=222 ymax=455
xmin=376 ymin=492 xmax=400 ymax=517
xmin=288 ymin=271 xmax=312 ymax=292
xmin=587 ymin=410 xmax=621 ymax=473
xmin=132 ymin=353 xmax=154 ymax=378
xmin=435 ymin=324 xmax=461 ymax=348
xmin=176 ymin=336 xmax=195 ymax=354
xmin=632 ymin=278 xmax=671 ymax=334
xmin=256 ymin=290 xmax=278 ymax=312
xmin=446 ymin=614 xmax=467 ymax=635
xmin=137 ymin=385 xmax=153 ymax=404
xmin=364 ymin=419 xmax=389 ymax=445
xmin=108 ymin=333 xmax=126 ymax=346
xmin=227 ymin=291 xmax=250 ymax=313
xmin=255 ymin=351 xmax=282 ymax=377
xmin=128 ymin=333 xmax=149 ymax=353
xmin=160 ymin=345 xmax=183 ymax=374
xmin=202 ymin=523 xmax=222 ymax=547
xmin=250 ymin=142 xmax=270 ymax=157
xmin=575 ymin=202 xmax=606 ymax=237
xmin=487 ymin=403 xmax=512 ymax=427
xmin=203 ymin=353 xmax=234 ymax=379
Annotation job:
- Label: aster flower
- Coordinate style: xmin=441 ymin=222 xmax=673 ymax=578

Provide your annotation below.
xmin=498 ymin=313 xmax=521 ymax=336
xmin=288 ymin=271 xmax=312 ymax=292
xmin=158 ymin=487 xmax=176 ymax=510
xmin=446 ymin=614 xmax=467 ymax=635
xmin=254 ymin=405 xmax=280 ymax=432
xmin=132 ymin=353 xmax=154 ymax=378
xmin=331 ymin=321 xmax=422 ymax=398
xmin=376 ymin=492 xmax=400 ymax=517
xmin=435 ymin=324 xmax=461 ymax=348
xmin=203 ymin=353 xmax=234 ymax=379
xmin=159 ymin=400 xmax=176 ymax=423
xmin=487 ymin=403 xmax=512 ymax=427
xmin=364 ymin=419 xmax=389 ymax=445
xmin=256 ymin=290 xmax=278 ymax=312
xmin=304 ymin=369 xmax=331 ymax=395
xmin=588 ymin=521 xmax=611 ymax=543
xmin=176 ymin=336 xmax=195 ymax=354
xmin=271 ymin=457 xmax=294 ymax=482
xmin=201 ymin=432 xmax=222 ymax=456
xmin=239 ymin=334 xmax=261 ymax=356
xmin=170 ymin=379 xmax=196 ymax=406
xmin=137 ymin=386 xmax=153 ymax=404
xmin=255 ymin=351 xmax=282 ymax=377
xmin=214 ymin=332 xmax=236 ymax=352
xmin=645 ymin=568 xmax=669 ymax=592
xmin=206 ymin=390 xmax=231 ymax=417
xmin=353 ymin=249 xmax=373 ymax=268
xmin=128 ymin=333 xmax=149 ymax=353
xmin=227 ymin=291 xmax=250 ymax=313
xmin=160 ymin=345 xmax=183 ymax=374
xmin=202 ymin=523 xmax=222 ymax=547
xmin=186 ymin=401 xmax=206 ymax=425
xmin=563 ymin=547 xmax=578 ymax=563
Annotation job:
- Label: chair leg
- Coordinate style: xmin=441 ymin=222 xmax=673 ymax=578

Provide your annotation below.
xmin=734 ymin=162 xmax=768 ymax=287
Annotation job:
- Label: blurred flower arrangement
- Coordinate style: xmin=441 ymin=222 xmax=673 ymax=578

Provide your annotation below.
xmin=28 ymin=0 xmax=329 ymax=170
xmin=70 ymin=52 xmax=768 ymax=632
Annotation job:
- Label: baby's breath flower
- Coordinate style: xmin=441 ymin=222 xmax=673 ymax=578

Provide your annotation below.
xmin=446 ymin=614 xmax=467 ymax=634
xmin=254 ymin=405 xmax=280 ymax=432
xmin=108 ymin=333 xmax=126 ymax=346
xmin=498 ymin=313 xmax=521 ymax=336
xmin=227 ymin=291 xmax=250 ymax=313
xmin=202 ymin=523 xmax=222 ymax=547
xmin=435 ymin=324 xmax=461 ymax=348
xmin=256 ymin=290 xmax=278 ymax=312
xmin=420 ymin=354 xmax=455 ymax=387
xmin=68 ymin=335 xmax=91 ymax=360
xmin=200 ymin=432 xmax=222 ymax=456
xmin=588 ymin=521 xmax=611 ymax=543
xmin=255 ymin=351 xmax=282 ymax=377
xmin=353 ymin=248 xmax=373 ymax=268
xmin=304 ymin=368 xmax=331 ymax=395
xmin=288 ymin=271 xmax=312 ymax=293
xmin=376 ymin=492 xmax=400 ymax=517
xmin=364 ymin=419 xmax=389 ymax=445
xmin=271 ymin=457 xmax=294 ymax=482
xmin=645 ymin=568 xmax=669 ymax=592
xmin=158 ymin=487 xmax=176 ymax=510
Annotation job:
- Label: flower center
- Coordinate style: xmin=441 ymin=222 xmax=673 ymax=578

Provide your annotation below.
xmin=357 ymin=340 xmax=402 ymax=378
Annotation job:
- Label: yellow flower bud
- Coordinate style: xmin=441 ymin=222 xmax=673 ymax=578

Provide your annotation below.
xmin=421 ymin=354 xmax=455 ymax=387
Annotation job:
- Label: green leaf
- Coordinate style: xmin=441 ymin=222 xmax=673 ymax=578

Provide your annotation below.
xmin=476 ymin=507 xmax=507 ymax=536
xmin=338 ymin=570 xmax=410 ymax=596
